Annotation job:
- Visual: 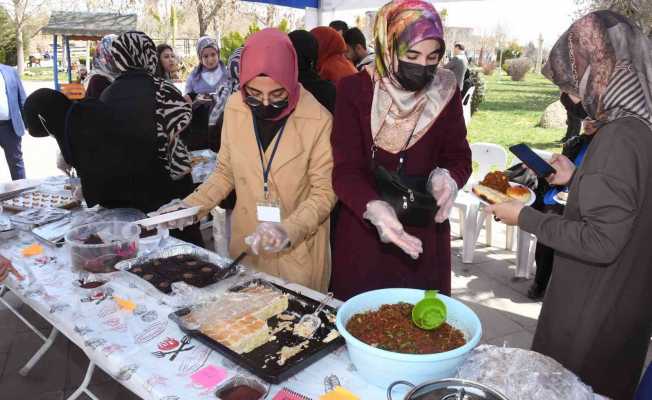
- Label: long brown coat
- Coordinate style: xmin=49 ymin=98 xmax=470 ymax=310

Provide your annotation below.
xmin=519 ymin=117 xmax=652 ymax=400
xmin=184 ymin=87 xmax=336 ymax=292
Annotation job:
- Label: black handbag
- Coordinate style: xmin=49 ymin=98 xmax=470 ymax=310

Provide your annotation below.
xmin=371 ymin=130 xmax=438 ymax=227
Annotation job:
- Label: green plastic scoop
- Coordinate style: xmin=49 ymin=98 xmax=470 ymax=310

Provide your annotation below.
xmin=412 ymin=290 xmax=447 ymax=330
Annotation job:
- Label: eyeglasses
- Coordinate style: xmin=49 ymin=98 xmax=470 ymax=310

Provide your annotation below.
xmin=244 ymin=86 xmax=289 ymax=108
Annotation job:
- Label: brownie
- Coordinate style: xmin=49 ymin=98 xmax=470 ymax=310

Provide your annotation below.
xmin=127 ymin=254 xmax=230 ymax=293
xmin=139 ymin=229 xmax=158 ymax=239
xmin=83 ymin=234 xmax=104 ymax=245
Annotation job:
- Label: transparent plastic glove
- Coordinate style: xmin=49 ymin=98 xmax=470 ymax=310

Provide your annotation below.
xmin=244 ymin=222 xmax=290 ymax=255
xmin=363 ymin=200 xmax=423 ymax=259
xmin=427 ymin=168 xmax=458 ymax=223
xmin=56 ymin=152 xmax=73 ymax=177
xmin=147 ymin=199 xmax=196 ymax=231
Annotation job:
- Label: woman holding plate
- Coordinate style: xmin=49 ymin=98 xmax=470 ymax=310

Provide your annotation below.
xmin=487 ymin=11 xmax=652 ymax=399
xmin=153 ymin=28 xmax=336 ymax=292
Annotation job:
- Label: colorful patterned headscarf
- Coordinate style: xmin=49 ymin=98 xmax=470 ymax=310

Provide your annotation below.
xmin=374 ymin=0 xmax=445 ymax=86
xmin=369 ymin=0 xmax=457 ymax=154
xmin=91 ymin=34 xmax=119 ymax=81
xmin=543 ymin=11 xmax=652 ymax=129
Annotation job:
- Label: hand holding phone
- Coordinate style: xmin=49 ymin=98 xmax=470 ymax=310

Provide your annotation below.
xmin=509 ymin=143 xmax=556 ymax=178
xmin=547 ymin=154 xmax=576 ymax=186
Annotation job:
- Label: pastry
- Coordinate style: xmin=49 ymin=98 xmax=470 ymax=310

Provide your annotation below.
xmin=506 ymin=186 xmax=531 ymax=203
xmin=192 ymin=285 xmax=289 ymax=354
xmin=473 ymin=184 xmax=512 ymax=205
xmin=202 ymin=315 xmax=270 ymax=354
xmin=480 ymin=171 xmax=510 ymax=193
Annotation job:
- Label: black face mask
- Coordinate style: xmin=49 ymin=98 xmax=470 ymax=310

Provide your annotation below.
xmin=246 ymin=97 xmax=289 ymax=120
xmin=396 ymin=60 xmax=437 ymax=92
xmin=560 ymin=93 xmax=588 ymax=120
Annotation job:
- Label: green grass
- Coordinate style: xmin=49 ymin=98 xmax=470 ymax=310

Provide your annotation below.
xmin=467 ymin=73 xmax=564 ymax=155
xmin=22 ymin=66 xmax=68 ymax=82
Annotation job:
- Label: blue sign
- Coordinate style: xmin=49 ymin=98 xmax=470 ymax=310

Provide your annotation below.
xmin=242 ymin=0 xmax=319 ymax=9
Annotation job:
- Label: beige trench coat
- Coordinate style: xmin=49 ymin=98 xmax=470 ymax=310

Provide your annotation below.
xmin=184 ymin=87 xmax=336 ymax=292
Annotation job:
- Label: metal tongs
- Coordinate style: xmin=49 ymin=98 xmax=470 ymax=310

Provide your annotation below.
xmin=293 ymin=292 xmax=334 ymax=339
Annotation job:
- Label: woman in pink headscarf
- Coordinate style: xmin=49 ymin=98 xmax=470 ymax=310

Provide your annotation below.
xmin=157 ymin=28 xmax=336 ymax=292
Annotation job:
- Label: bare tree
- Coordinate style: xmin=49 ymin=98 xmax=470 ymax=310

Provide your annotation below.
xmin=193 ymin=0 xmax=225 ymax=37
xmin=2 ymin=0 xmax=44 ymax=73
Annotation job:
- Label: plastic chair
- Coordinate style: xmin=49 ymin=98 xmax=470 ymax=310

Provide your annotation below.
xmin=502 ymin=147 xmax=555 ymax=278
xmin=462 ymin=86 xmax=475 ymax=127
xmin=453 ymin=143 xmax=508 ymax=263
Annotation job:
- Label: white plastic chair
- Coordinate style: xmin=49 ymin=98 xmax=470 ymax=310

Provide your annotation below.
xmin=453 ymin=143 xmax=508 ymax=263
xmin=505 ymin=147 xmax=554 ymax=278
xmin=462 ymin=86 xmax=475 ymax=127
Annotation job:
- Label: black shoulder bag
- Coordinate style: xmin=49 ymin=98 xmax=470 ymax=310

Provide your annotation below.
xmin=371 ymin=129 xmax=438 ymax=227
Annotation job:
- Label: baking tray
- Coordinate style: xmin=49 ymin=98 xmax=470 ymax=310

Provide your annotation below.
xmin=169 ymin=279 xmax=344 ymax=384
xmin=114 ymin=244 xmax=244 ymax=295
xmin=2 ymin=190 xmax=80 ymax=211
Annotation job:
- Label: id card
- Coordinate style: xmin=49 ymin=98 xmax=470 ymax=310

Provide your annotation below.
xmin=256 ymin=200 xmax=282 ymax=223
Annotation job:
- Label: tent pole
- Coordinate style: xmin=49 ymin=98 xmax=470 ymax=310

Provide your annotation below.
xmin=65 ymin=36 xmax=72 ymax=83
xmin=52 ymin=35 xmax=59 ymax=91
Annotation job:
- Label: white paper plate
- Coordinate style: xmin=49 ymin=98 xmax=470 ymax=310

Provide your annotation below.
xmin=135 ymin=206 xmax=201 ymax=229
xmin=472 ymin=182 xmax=536 ymax=207
xmin=553 ymin=191 xmax=568 ymax=206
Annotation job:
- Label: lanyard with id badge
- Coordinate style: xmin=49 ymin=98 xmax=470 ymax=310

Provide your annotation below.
xmin=253 ymin=117 xmax=287 ymax=223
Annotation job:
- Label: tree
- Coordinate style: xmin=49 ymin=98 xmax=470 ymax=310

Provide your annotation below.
xmin=2 ymin=0 xmax=44 ymax=73
xmin=0 ymin=7 xmax=16 ymax=65
xmin=193 ymin=0 xmax=225 ymax=37
xmin=575 ymin=0 xmax=652 ymax=35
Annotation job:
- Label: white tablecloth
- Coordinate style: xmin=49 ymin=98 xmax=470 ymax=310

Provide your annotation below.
xmin=0 ymin=231 xmax=388 ymax=400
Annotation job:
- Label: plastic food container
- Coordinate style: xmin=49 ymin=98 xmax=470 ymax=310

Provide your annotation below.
xmin=214 ymin=376 xmax=269 ymax=400
xmin=335 ymin=288 xmax=482 ymax=389
xmin=65 ymin=221 xmax=140 ymax=273
xmin=138 ymin=228 xmax=169 ymax=255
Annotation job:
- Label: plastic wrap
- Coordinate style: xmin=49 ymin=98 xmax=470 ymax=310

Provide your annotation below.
xmin=211 ymin=207 xmax=229 ymax=257
xmin=455 ymin=345 xmax=596 ymax=400
xmin=190 ymin=149 xmax=218 ymax=184
xmin=114 ymin=244 xmax=251 ymax=308
xmin=184 ymin=279 xmax=286 ymax=328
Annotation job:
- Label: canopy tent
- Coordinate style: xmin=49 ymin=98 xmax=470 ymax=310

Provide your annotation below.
xmin=243 ymin=0 xmax=484 ymax=27
xmin=41 ymin=11 xmax=137 ymax=91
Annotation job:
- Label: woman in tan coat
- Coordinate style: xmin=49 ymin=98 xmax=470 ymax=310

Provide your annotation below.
xmin=154 ymin=28 xmax=336 ymax=292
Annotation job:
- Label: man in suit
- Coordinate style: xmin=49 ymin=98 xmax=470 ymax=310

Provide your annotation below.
xmin=0 ymin=63 xmax=27 ymax=180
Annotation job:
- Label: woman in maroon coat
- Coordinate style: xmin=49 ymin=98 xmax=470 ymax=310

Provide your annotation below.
xmin=331 ymin=0 xmax=471 ymax=301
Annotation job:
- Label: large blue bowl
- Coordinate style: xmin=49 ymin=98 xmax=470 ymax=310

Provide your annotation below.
xmin=335 ymin=288 xmax=482 ymax=389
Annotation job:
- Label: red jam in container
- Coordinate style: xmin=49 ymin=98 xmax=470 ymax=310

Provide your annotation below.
xmin=215 ymin=377 xmax=267 ymax=400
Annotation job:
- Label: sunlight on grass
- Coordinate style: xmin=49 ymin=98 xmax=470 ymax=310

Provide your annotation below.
xmin=468 ymin=73 xmax=564 ymax=155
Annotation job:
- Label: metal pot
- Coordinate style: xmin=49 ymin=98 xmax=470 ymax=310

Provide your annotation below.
xmin=387 ymin=378 xmax=510 ymax=400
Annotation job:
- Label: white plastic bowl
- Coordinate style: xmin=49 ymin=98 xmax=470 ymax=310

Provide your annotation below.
xmin=335 ymin=288 xmax=482 ymax=389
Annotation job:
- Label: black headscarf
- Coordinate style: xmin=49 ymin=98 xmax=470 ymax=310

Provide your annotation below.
xmin=111 ymin=31 xmax=192 ymax=180
xmin=288 ymin=30 xmax=336 ymax=113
